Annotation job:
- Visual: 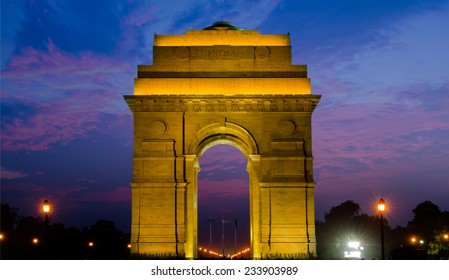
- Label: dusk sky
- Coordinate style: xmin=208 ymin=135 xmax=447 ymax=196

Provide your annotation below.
xmin=1 ymin=0 xmax=449 ymax=251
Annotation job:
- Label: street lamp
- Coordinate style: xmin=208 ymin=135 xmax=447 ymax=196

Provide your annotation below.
xmin=42 ymin=200 xmax=51 ymax=223
xmin=377 ymin=198 xmax=386 ymax=260
xmin=42 ymin=200 xmax=51 ymax=258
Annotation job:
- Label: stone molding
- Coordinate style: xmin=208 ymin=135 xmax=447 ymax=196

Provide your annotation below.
xmin=124 ymin=94 xmax=320 ymax=113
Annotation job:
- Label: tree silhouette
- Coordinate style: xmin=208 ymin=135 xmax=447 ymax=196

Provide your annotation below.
xmin=0 ymin=204 xmax=130 ymax=259
xmin=1 ymin=204 xmax=19 ymax=232
xmin=84 ymin=219 xmax=129 ymax=259
xmin=408 ymin=201 xmax=442 ymax=242
xmin=324 ymin=200 xmax=361 ymax=223
xmin=406 ymin=201 xmax=449 ymax=257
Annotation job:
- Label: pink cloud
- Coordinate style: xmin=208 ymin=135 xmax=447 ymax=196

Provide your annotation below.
xmin=76 ymin=178 xmax=96 ymax=183
xmin=84 ymin=186 xmax=131 ymax=203
xmin=0 ymin=184 xmax=46 ymax=192
xmin=315 ymin=83 xmax=449 ymax=157
xmin=47 ymin=184 xmax=130 ymax=204
xmin=311 ymin=81 xmax=449 ymax=225
xmin=121 ymin=3 xmax=157 ymax=28
xmin=1 ymin=39 xmax=134 ymax=151
xmin=58 ymin=186 xmax=89 ymax=197
xmin=0 ymin=167 xmax=29 ymax=180
xmin=199 ymin=179 xmax=248 ymax=198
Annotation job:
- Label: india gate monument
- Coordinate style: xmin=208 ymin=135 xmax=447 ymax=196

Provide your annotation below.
xmin=124 ymin=21 xmax=320 ymax=259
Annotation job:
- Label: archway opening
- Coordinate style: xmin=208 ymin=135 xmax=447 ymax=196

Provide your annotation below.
xmin=197 ymin=144 xmax=250 ymax=259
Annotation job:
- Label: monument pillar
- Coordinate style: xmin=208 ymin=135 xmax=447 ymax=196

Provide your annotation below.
xmin=184 ymin=155 xmax=199 ymax=259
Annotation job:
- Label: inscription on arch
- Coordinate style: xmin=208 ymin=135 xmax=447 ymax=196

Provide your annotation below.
xmin=207 ymin=46 xmax=236 ymax=60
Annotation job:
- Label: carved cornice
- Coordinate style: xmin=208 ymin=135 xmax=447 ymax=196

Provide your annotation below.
xmin=124 ymin=94 xmax=320 ymax=113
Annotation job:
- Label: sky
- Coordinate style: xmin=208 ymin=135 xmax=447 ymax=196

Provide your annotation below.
xmin=1 ymin=0 xmax=449 ymax=252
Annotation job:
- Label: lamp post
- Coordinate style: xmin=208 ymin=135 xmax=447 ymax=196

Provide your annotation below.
xmin=42 ymin=200 xmax=51 ymax=224
xmin=42 ymin=200 xmax=51 ymax=258
xmin=377 ymin=198 xmax=386 ymax=260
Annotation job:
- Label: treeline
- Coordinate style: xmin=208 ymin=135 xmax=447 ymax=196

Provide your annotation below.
xmin=1 ymin=204 xmax=130 ymax=259
xmin=316 ymin=200 xmax=449 ymax=259
xmin=2 ymin=201 xmax=448 ymax=259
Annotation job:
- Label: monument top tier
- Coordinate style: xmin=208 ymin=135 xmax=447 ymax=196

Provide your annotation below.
xmin=202 ymin=21 xmax=244 ymax=30
xmin=154 ymin=21 xmax=290 ymax=47
xmin=134 ymin=21 xmax=312 ymax=95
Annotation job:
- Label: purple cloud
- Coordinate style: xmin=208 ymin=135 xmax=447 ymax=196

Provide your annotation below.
xmin=308 ymin=6 xmax=449 ymax=223
xmin=1 ymin=39 xmax=134 ymax=151
xmin=76 ymin=178 xmax=96 ymax=183
xmin=199 ymin=179 xmax=249 ymax=200
xmin=0 ymin=167 xmax=29 ymax=180
xmin=307 ymin=5 xmax=449 ymax=220
xmin=305 ymin=3 xmax=449 ymax=110
xmin=312 ymin=83 xmax=449 ymax=225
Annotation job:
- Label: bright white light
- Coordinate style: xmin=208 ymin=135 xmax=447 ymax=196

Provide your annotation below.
xmin=344 ymin=251 xmax=361 ymax=259
xmin=348 ymin=241 xmax=360 ymax=249
xmin=345 ymin=241 xmax=362 ymax=259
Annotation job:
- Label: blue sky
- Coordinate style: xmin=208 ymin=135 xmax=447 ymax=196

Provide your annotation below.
xmin=1 ymin=0 xmax=449 ymax=250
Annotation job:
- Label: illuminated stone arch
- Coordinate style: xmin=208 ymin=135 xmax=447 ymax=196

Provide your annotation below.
xmin=125 ymin=23 xmax=320 ymax=259
xmin=193 ymin=122 xmax=259 ymax=156
xmin=187 ymin=121 xmax=259 ymax=259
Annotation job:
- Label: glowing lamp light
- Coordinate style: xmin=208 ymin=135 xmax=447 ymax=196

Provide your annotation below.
xmin=88 ymin=241 xmax=94 ymax=247
xmin=42 ymin=200 xmax=51 ymax=214
xmin=33 ymin=238 xmax=39 ymax=244
xmin=444 ymin=234 xmax=448 ymax=240
xmin=377 ymin=198 xmax=386 ymax=213
xmin=0 ymin=233 xmax=4 ymax=241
